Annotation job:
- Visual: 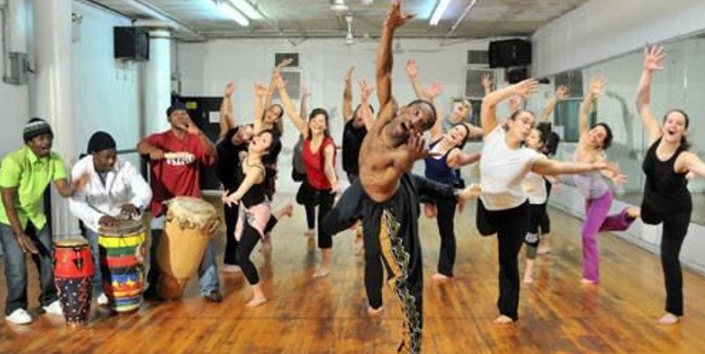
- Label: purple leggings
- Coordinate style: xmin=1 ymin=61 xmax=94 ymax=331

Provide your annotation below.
xmin=582 ymin=191 xmax=634 ymax=282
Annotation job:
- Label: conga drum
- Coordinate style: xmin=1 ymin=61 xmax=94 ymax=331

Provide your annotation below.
xmin=98 ymin=219 xmax=146 ymax=313
xmin=54 ymin=238 xmax=94 ymax=326
xmin=157 ymin=196 xmax=218 ymax=300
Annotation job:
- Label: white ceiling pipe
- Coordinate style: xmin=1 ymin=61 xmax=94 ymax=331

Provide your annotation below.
xmin=114 ymin=0 xmax=204 ymax=41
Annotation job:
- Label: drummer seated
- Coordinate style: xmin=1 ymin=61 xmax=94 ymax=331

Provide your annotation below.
xmin=69 ymin=132 xmax=152 ymax=305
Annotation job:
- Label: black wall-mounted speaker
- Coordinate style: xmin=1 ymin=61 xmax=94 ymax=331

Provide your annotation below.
xmin=114 ymin=27 xmax=149 ymax=61
xmin=488 ymin=39 xmax=531 ymax=68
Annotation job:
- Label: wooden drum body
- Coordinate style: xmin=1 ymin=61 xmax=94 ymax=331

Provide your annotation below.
xmin=54 ymin=238 xmax=94 ymax=326
xmin=157 ymin=197 xmax=218 ymax=300
xmin=98 ymin=219 xmax=146 ymax=313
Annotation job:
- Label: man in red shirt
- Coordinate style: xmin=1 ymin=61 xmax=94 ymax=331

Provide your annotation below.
xmin=137 ymin=102 xmax=222 ymax=302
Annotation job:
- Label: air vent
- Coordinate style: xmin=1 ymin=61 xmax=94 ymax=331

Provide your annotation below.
xmin=467 ymin=50 xmax=488 ymax=65
xmin=554 ymin=70 xmax=583 ymax=97
xmin=465 ymin=68 xmax=494 ymax=98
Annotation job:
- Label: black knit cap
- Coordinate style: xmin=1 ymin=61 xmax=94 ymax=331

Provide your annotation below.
xmin=87 ymin=131 xmax=116 ymax=154
xmin=166 ymin=101 xmax=188 ymax=117
xmin=23 ymin=118 xmax=54 ymax=142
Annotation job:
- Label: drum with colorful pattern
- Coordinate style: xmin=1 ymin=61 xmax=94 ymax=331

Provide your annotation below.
xmin=54 ymin=238 xmax=94 ymax=326
xmin=98 ymin=219 xmax=146 ymax=313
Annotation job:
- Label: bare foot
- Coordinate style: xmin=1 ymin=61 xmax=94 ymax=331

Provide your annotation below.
xmin=625 ymin=206 xmax=640 ymax=219
xmin=278 ymin=202 xmax=294 ymax=219
xmin=313 ymin=268 xmax=329 ymax=278
xmin=367 ymin=306 xmax=384 ymax=316
xmin=259 ymin=236 xmax=272 ymax=253
xmin=657 ymin=313 xmax=680 ymax=325
xmin=353 ymin=237 xmax=364 ymax=255
xmin=221 ymin=264 xmax=242 ymax=274
xmin=494 ymin=315 xmax=514 ymax=324
xmin=246 ymin=295 xmax=267 ymax=308
xmin=523 ymin=274 xmax=534 ymax=284
xmin=431 ymin=273 xmax=451 ymax=282
xmin=304 ymin=229 xmax=315 ymax=238
xmin=537 ymin=245 xmax=551 ymax=254
xmin=424 ymin=203 xmax=437 ymax=218
xmin=580 ymin=278 xmax=597 ymax=285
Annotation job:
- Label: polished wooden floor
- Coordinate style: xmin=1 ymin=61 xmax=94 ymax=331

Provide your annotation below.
xmin=2 ymin=196 xmax=705 ymax=354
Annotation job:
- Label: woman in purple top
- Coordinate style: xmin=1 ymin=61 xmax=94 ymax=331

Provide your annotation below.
xmin=573 ymin=77 xmax=639 ymax=285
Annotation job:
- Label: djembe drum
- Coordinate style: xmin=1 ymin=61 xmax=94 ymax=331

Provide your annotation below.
xmin=54 ymin=238 xmax=94 ymax=326
xmin=157 ymin=196 xmax=218 ymax=300
xmin=98 ymin=219 xmax=146 ymax=313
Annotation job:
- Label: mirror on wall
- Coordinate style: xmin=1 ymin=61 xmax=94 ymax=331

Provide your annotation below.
xmin=531 ymin=32 xmax=705 ymax=224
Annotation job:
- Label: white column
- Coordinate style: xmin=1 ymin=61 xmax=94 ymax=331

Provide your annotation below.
xmin=142 ymin=28 xmax=172 ymax=135
xmin=33 ymin=0 xmax=78 ymax=238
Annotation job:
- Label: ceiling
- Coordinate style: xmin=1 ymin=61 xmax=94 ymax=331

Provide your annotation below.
xmin=87 ymin=0 xmax=590 ymax=42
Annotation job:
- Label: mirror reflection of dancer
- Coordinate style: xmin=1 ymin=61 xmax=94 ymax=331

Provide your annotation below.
xmin=137 ymin=102 xmax=223 ymax=302
xmin=573 ymin=77 xmax=639 ymax=286
xmin=637 ymin=46 xmax=705 ymax=325
xmin=322 ymin=2 xmax=479 ymax=352
xmin=477 ymin=79 xmax=622 ymax=324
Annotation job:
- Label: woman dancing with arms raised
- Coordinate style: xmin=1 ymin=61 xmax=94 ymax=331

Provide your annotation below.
xmin=636 ymin=46 xmax=705 ymax=325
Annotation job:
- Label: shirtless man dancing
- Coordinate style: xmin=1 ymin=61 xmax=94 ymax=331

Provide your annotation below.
xmin=323 ymin=2 xmax=478 ymax=353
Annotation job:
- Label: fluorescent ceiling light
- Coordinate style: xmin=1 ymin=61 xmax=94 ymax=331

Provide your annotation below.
xmin=430 ymin=0 xmax=452 ymax=26
xmin=225 ymin=0 xmax=264 ymax=20
xmin=217 ymin=1 xmax=249 ymax=27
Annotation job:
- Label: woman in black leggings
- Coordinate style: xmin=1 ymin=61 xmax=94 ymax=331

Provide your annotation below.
xmin=223 ymin=130 xmax=282 ymax=307
xmin=637 ymin=46 xmax=705 ymax=325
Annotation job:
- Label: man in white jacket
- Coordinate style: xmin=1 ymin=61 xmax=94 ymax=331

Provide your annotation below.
xmin=69 ymin=131 xmax=152 ymax=305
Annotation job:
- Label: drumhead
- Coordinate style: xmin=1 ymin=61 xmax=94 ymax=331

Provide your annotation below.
xmin=55 ymin=238 xmax=89 ymax=247
xmin=165 ymin=196 xmax=217 ymax=230
xmin=99 ymin=219 xmax=145 ymax=236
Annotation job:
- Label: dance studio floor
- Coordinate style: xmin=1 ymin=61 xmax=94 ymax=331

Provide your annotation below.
xmin=2 ymin=196 xmax=705 ymax=353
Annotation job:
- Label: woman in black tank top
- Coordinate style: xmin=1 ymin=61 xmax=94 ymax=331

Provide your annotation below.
xmin=223 ymin=130 xmax=282 ymax=308
xmin=637 ymin=46 xmax=705 ymax=325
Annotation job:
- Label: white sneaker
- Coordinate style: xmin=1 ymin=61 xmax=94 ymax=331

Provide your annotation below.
xmin=5 ymin=308 xmax=33 ymax=325
xmin=42 ymin=300 xmax=63 ymax=315
xmin=97 ymin=294 xmax=109 ymax=306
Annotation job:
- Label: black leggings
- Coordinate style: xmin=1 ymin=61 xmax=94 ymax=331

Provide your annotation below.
xmin=476 ymin=200 xmax=530 ymax=320
xmin=224 ymin=206 xmax=279 ymax=265
xmin=539 ymin=179 xmax=552 ymax=235
xmin=525 ymin=203 xmax=547 ymax=260
xmin=236 ymin=222 xmax=262 ymax=285
xmin=432 ymin=198 xmax=458 ymax=276
xmin=223 ymin=203 xmax=239 ymax=265
xmin=642 ymin=203 xmax=691 ymax=316
xmin=296 ymin=180 xmax=335 ymax=249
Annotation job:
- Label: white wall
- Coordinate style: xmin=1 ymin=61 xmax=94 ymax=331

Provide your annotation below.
xmin=71 ymin=1 xmax=141 ymax=160
xmin=532 ymin=0 xmax=705 ymax=77
xmin=0 ymin=4 xmax=30 ymax=159
xmin=177 ymin=38 xmax=492 ymax=193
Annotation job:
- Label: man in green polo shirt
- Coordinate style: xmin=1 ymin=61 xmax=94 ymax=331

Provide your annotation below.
xmin=0 ymin=118 xmax=85 ymax=325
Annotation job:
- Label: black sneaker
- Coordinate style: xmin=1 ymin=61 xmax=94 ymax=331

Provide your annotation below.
xmin=203 ymin=290 xmax=223 ymax=303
